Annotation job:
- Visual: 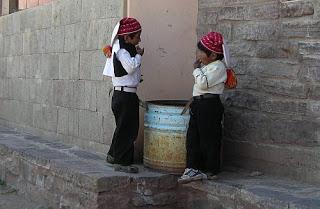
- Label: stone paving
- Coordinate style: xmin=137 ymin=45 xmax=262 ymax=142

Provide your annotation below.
xmin=1 ymin=125 xmax=320 ymax=209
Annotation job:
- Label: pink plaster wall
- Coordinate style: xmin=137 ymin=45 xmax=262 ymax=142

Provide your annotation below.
xmin=128 ymin=0 xmax=198 ymax=101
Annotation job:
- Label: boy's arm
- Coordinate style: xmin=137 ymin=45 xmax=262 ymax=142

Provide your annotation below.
xmin=117 ymin=49 xmax=142 ymax=74
xmin=193 ymin=65 xmax=226 ymax=90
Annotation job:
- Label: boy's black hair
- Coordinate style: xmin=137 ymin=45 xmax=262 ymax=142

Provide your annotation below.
xmin=197 ymin=41 xmax=224 ymax=60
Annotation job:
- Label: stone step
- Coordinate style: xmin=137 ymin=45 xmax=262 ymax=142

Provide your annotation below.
xmin=1 ymin=125 xmax=320 ymax=209
xmin=183 ymin=169 xmax=320 ymax=209
xmin=0 ymin=125 xmax=179 ymax=209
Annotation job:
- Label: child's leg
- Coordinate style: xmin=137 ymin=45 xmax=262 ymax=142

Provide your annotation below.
xmin=109 ymin=91 xmax=139 ymax=166
xmin=198 ymin=97 xmax=224 ymax=174
xmin=186 ymin=101 xmax=202 ymax=170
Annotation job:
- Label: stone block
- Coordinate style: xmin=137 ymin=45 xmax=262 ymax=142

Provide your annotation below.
xmin=234 ymin=58 xmax=300 ymax=79
xmin=260 ymin=98 xmax=308 ymax=116
xmin=21 ymin=54 xmax=41 ymax=79
xmin=0 ymin=34 xmax=3 ymax=57
xmin=0 ymin=57 xmax=7 ymax=78
xmin=197 ymin=9 xmax=218 ymax=25
xmin=45 ymin=26 xmax=64 ymax=53
xmin=24 ymin=29 xmax=46 ymax=54
xmin=307 ymin=100 xmax=320 ymax=117
xmin=298 ymin=66 xmax=320 ymax=83
xmin=78 ymin=110 xmax=102 ymax=142
xmin=0 ymin=79 xmax=9 ymax=99
xmin=6 ymin=56 xmax=20 ymax=78
xmin=84 ymin=81 xmax=97 ymax=112
xmin=220 ymin=6 xmax=246 ymax=20
xmin=52 ymin=0 xmax=81 ymax=26
xmin=223 ymin=90 xmax=261 ymax=111
xmin=281 ymin=0 xmax=314 ymax=18
xmin=10 ymin=78 xmax=28 ymax=101
xmin=57 ymin=106 xmax=69 ymax=135
xmin=309 ymin=85 xmax=320 ymax=100
xmin=32 ymin=104 xmax=57 ymax=132
xmin=282 ymin=20 xmax=320 ymax=39
xmin=64 ymin=23 xmax=81 ymax=52
xmin=68 ymin=109 xmax=79 ymax=137
xmin=72 ymin=80 xmax=85 ymax=109
xmin=260 ymin=78 xmax=308 ymax=99
xmin=234 ymin=75 xmax=258 ymax=90
xmin=269 ymin=115 xmax=320 ymax=146
xmin=53 ymin=80 xmax=73 ymax=107
xmin=229 ymin=41 xmax=293 ymax=59
xmin=198 ymin=22 xmax=232 ymax=41
xmin=79 ymin=50 xmax=93 ymax=80
xmin=298 ymin=41 xmax=320 ymax=56
xmin=59 ymin=51 xmax=80 ymax=80
xmin=96 ymin=81 xmax=112 ymax=116
xmin=245 ymin=1 xmax=280 ymax=20
xmin=9 ymin=34 xmax=23 ymax=56
xmin=39 ymin=79 xmax=54 ymax=105
xmin=26 ymin=78 xmax=37 ymax=102
xmin=234 ymin=21 xmax=280 ymax=41
xmin=40 ymin=53 xmax=59 ymax=79
xmin=81 ymin=0 xmax=123 ymax=20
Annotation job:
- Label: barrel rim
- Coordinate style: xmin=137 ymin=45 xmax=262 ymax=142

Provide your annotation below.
xmin=146 ymin=100 xmax=188 ymax=107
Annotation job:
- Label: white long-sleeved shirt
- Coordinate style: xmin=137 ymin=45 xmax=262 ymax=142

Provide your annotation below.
xmin=192 ymin=60 xmax=227 ymax=96
xmin=103 ymin=39 xmax=142 ymax=88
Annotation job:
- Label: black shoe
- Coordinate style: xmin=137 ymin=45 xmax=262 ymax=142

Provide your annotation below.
xmin=114 ymin=165 xmax=139 ymax=173
xmin=106 ymin=154 xmax=114 ymax=164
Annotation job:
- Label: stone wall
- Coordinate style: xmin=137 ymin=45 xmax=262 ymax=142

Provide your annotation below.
xmin=198 ymin=0 xmax=320 ymax=183
xmin=0 ymin=0 xmax=125 ymax=153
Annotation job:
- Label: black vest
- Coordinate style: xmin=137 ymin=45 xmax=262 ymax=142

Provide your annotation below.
xmin=113 ymin=40 xmax=138 ymax=77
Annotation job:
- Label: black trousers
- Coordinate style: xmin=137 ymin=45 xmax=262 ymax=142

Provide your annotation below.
xmin=186 ymin=96 xmax=224 ymax=174
xmin=108 ymin=90 xmax=139 ymax=165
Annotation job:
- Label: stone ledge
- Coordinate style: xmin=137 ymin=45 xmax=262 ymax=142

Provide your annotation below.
xmin=183 ymin=169 xmax=320 ymax=209
xmin=0 ymin=125 xmax=179 ymax=209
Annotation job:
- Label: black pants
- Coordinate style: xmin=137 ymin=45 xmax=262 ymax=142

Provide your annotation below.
xmin=186 ymin=96 xmax=224 ymax=174
xmin=108 ymin=90 xmax=139 ymax=165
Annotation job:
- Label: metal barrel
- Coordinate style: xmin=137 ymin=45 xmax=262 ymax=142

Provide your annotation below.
xmin=144 ymin=100 xmax=190 ymax=174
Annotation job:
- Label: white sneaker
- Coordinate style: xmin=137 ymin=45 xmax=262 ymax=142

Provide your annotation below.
xmin=178 ymin=168 xmax=207 ymax=184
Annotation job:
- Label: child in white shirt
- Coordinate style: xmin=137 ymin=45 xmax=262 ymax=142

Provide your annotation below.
xmin=179 ymin=32 xmax=227 ymax=183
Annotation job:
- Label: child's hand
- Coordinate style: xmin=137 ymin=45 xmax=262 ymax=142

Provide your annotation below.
xmin=136 ymin=46 xmax=144 ymax=56
xmin=193 ymin=59 xmax=201 ymax=69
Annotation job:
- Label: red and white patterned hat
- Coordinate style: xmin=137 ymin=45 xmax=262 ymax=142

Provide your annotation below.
xmin=200 ymin=32 xmax=224 ymax=54
xmin=117 ymin=17 xmax=142 ymax=36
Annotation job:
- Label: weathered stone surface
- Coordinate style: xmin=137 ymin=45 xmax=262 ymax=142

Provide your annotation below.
xmin=0 ymin=126 xmax=182 ymax=209
xmin=233 ymin=21 xmax=280 ymax=41
xmin=281 ymin=0 xmax=314 ymax=18
xmin=282 ymin=20 xmax=320 ymax=39
xmin=260 ymin=78 xmax=308 ymax=99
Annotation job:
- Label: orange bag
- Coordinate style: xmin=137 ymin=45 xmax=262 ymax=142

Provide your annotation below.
xmin=102 ymin=45 xmax=112 ymax=58
xmin=224 ymin=68 xmax=237 ymax=89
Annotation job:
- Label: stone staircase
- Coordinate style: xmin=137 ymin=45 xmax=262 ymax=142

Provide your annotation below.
xmin=1 ymin=125 xmax=320 ymax=209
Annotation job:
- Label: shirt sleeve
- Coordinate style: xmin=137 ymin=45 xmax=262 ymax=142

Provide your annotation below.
xmin=193 ymin=64 xmax=226 ymax=90
xmin=116 ymin=49 xmax=142 ymax=74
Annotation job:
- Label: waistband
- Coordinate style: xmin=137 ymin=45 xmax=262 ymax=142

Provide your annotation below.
xmin=114 ymin=86 xmax=137 ymax=93
xmin=193 ymin=94 xmax=220 ymax=100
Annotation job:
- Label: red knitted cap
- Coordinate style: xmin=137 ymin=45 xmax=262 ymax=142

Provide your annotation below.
xmin=200 ymin=32 xmax=224 ymax=54
xmin=117 ymin=17 xmax=142 ymax=36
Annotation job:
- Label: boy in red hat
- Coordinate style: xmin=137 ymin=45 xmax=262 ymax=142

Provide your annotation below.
xmin=103 ymin=17 xmax=144 ymax=173
xmin=178 ymin=32 xmax=227 ymax=183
